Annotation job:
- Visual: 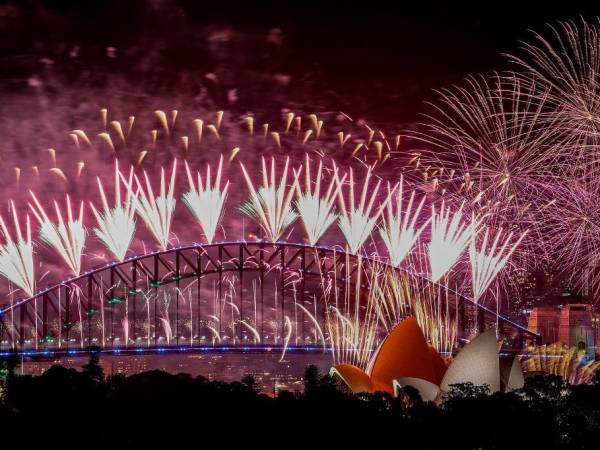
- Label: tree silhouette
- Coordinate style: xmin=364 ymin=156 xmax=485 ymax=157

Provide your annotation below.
xmin=303 ymin=364 xmax=320 ymax=394
xmin=81 ymin=346 xmax=104 ymax=383
xmin=0 ymin=362 xmax=599 ymax=448
xmin=241 ymin=374 xmax=258 ymax=392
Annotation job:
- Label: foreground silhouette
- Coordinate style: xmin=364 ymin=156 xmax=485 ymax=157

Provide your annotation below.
xmin=1 ymin=353 xmax=599 ymax=448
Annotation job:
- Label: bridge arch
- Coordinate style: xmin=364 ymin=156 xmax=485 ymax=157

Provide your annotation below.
xmin=0 ymin=241 xmax=539 ymax=357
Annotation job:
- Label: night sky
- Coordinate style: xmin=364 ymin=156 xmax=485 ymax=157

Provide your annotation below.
xmin=2 ymin=1 xmax=600 ymax=124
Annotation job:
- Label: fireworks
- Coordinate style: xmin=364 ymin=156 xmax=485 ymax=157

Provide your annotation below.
xmin=427 ymin=201 xmax=474 ymax=283
xmin=279 ymin=316 xmax=292 ymax=362
xmin=89 ymin=162 xmax=137 ymax=262
xmin=0 ymin=106 xmax=428 ymax=287
xmin=470 ymin=227 xmax=528 ymax=303
xmin=371 ymin=266 xmax=457 ymax=354
xmin=293 ymin=156 xmax=343 ymax=246
xmin=379 ymin=176 xmax=429 ymax=267
xmin=521 ymin=343 xmax=600 ymax=385
xmin=412 ymin=290 xmax=457 ymax=355
xmin=183 ymin=155 xmax=229 ymax=244
xmin=29 ymin=193 xmax=86 ymax=277
xmin=335 ymin=165 xmax=395 ymax=254
xmin=538 ymin=179 xmax=600 ymax=294
xmin=371 ymin=267 xmax=413 ymax=332
xmin=0 ymin=202 xmax=35 ymax=296
xmin=159 ymin=317 xmax=173 ymax=344
xmin=0 ymin=98 xmax=530 ymax=362
xmin=327 ymin=296 xmax=378 ymax=369
xmin=508 ymin=18 xmax=600 ymax=171
xmin=239 ymin=320 xmax=261 ymax=344
xmin=413 ymin=72 xmax=559 ymax=296
xmin=239 ymin=157 xmax=298 ymax=242
xmin=418 ymin=74 xmax=555 ymax=224
xmin=327 ymin=305 xmax=379 ymax=369
xmin=326 ymin=256 xmax=380 ymax=369
xmin=500 ymin=18 xmax=600 ymax=296
xmin=128 ymin=160 xmax=177 ymax=251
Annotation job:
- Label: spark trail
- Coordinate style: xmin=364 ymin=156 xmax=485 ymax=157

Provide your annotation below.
xmin=240 ymin=157 xmax=298 ymax=242
xmin=379 ymin=176 xmax=429 ymax=267
xmin=90 ymin=162 xmax=137 ymax=262
xmin=182 ymin=155 xmax=229 ymax=244
xmin=0 ymin=202 xmax=35 ymax=297
xmin=128 ymin=160 xmax=177 ymax=251
xmin=29 ymin=194 xmax=86 ymax=276
xmin=335 ymin=165 xmax=396 ymax=254
xmin=428 ymin=201 xmax=474 ymax=283
xmin=470 ymin=227 xmax=527 ymax=303
xmin=294 ymin=156 xmax=344 ymax=246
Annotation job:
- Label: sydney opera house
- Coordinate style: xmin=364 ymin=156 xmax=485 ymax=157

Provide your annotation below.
xmin=331 ymin=317 xmax=525 ymax=401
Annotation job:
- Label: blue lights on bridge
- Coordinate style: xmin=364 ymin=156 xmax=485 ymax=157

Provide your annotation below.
xmin=0 ymin=345 xmax=328 ymax=359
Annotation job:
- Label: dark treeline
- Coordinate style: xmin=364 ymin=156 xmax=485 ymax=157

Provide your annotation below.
xmin=1 ymin=353 xmax=600 ymax=448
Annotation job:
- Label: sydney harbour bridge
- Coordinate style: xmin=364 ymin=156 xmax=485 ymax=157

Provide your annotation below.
xmin=0 ymin=241 xmax=539 ymax=358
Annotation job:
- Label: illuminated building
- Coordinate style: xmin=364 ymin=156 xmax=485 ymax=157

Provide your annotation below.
xmin=559 ymin=304 xmax=596 ymax=358
xmin=331 ymin=317 xmax=524 ymax=401
xmin=527 ymin=306 xmax=560 ymax=344
xmin=528 ymin=304 xmax=596 ymax=357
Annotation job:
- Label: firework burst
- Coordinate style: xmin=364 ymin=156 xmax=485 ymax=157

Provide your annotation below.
xmin=371 ymin=267 xmax=457 ymax=354
xmin=335 ymin=165 xmax=395 ymax=254
xmin=379 ymin=176 xmax=429 ymax=267
xmin=428 ymin=201 xmax=474 ymax=283
xmin=293 ymin=156 xmax=344 ymax=246
xmin=128 ymin=160 xmax=177 ymax=251
xmin=508 ymin=18 xmax=600 ymax=171
xmin=521 ymin=343 xmax=600 ymax=385
xmin=89 ymin=162 xmax=137 ymax=262
xmin=538 ymin=179 xmax=600 ymax=294
xmin=417 ymin=73 xmax=555 ymax=225
xmin=239 ymin=157 xmax=298 ymax=242
xmin=182 ymin=155 xmax=229 ymax=244
xmin=279 ymin=316 xmax=293 ymax=362
xmin=326 ymin=257 xmax=380 ymax=369
xmin=327 ymin=305 xmax=379 ymax=369
xmin=469 ymin=227 xmax=527 ymax=303
xmin=0 ymin=201 xmax=35 ymax=297
xmin=371 ymin=267 xmax=413 ymax=332
xmin=29 ymin=193 xmax=86 ymax=276
xmin=412 ymin=285 xmax=457 ymax=354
